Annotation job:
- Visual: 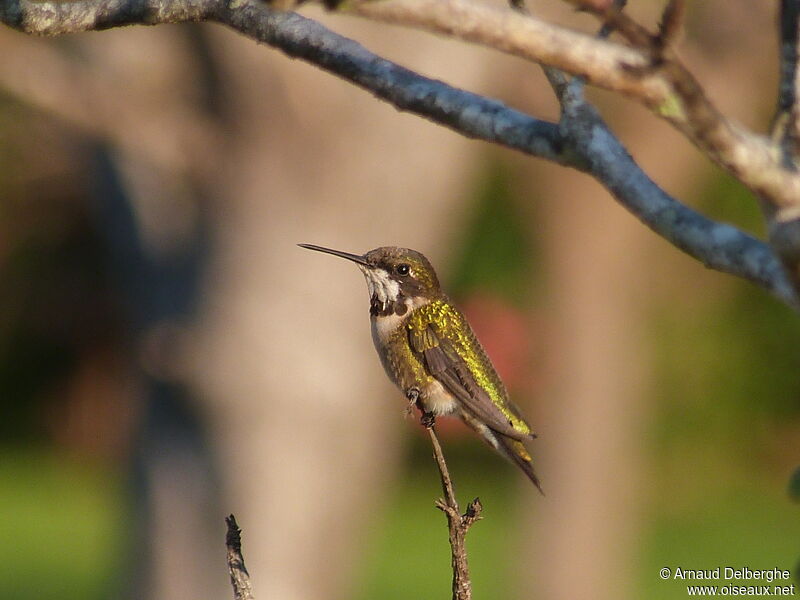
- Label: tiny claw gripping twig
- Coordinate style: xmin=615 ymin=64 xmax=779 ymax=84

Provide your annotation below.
xmin=405 ymin=387 xmax=435 ymax=427
xmin=404 ymin=386 xmax=420 ymax=418
xmin=405 ymin=387 xmax=420 ymax=402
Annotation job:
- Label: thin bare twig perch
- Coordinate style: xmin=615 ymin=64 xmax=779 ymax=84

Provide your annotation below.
xmin=426 ymin=425 xmax=482 ymax=600
xmin=226 ymin=514 xmax=255 ymax=600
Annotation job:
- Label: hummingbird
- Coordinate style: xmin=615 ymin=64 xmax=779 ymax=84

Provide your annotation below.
xmin=298 ymin=244 xmax=542 ymax=493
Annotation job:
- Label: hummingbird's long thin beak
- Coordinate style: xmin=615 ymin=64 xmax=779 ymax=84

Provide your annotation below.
xmin=298 ymin=243 xmax=370 ymax=266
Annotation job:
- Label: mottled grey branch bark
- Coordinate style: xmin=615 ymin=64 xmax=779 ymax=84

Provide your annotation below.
xmin=353 ymin=0 xmax=800 ymax=215
xmin=0 ymin=0 xmax=796 ymax=306
xmin=562 ymin=95 xmax=792 ymax=305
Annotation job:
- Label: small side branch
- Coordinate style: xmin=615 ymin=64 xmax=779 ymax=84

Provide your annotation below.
xmin=408 ymin=387 xmax=482 ymax=600
xmin=225 ymin=515 xmax=255 ymax=600
xmin=564 ymin=0 xmax=762 ymax=191
xmin=427 ymin=425 xmax=482 ymax=600
xmin=654 ymin=0 xmax=686 ymax=52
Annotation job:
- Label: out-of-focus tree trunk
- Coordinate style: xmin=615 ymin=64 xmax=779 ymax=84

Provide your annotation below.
xmin=0 ymin=15 xmax=502 ymax=599
xmin=527 ymin=164 xmax=650 ymax=600
xmin=189 ymin=17 xmax=495 ymax=600
xmin=0 ymin=1 xmax=780 ymax=598
xmin=515 ymin=3 xmax=776 ymax=596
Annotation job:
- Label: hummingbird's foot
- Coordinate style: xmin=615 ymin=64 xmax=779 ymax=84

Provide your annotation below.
xmin=403 ymin=403 xmax=416 ymax=419
xmin=404 ymin=386 xmax=421 ymax=417
xmin=420 ymin=411 xmax=436 ymax=429
xmin=405 ymin=386 xmax=421 ymax=402
xmin=404 ymin=386 xmax=433 ymax=427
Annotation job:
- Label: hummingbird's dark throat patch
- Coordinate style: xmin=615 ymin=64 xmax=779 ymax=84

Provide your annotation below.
xmin=370 ymin=293 xmax=409 ymax=317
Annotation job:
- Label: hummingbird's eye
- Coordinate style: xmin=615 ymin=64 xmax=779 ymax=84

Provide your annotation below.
xmin=396 ymin=264 xmax=411 ymax=276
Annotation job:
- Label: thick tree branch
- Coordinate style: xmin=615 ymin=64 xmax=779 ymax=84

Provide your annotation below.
xmin=225 ymin=515 xmax=255 ymax=600
xmin=531 ymin=2 xmax=796 ymax=307
xmin=218 ymin=4 xmax=566 ymax=163
xmin=351 ymin=0 xmax=800 ymax=216
xmin=562 ymin=98 xmax=794 ymax=305
xmin=8 ymin=0 xmax=796 ymax=214
xmin=0 ymin=0 xmax=211 ymax=32
xmin=0 ymin=0 xmax=796 ymax=305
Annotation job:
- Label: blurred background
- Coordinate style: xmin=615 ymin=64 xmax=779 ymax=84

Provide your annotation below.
xmin=0 ymin=1 xmax=798 ymax=599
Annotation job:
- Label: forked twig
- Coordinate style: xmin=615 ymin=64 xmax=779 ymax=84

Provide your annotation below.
xmin=407 ymin=386 xmax=482 ymax=600
xmin=426 ymin=424 xmax=483 ymax=600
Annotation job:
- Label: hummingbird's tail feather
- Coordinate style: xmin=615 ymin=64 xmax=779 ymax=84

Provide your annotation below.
xmin=460 ymin=411 xmax=544 ymax=494
xmin=496 ymin=435 xmax=544 ymax=495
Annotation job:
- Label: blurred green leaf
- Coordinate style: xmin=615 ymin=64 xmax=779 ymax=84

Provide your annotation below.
xmin=447 ymin=159 xmax=537 ymax=305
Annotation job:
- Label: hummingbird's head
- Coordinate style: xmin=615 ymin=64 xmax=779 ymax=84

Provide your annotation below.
xmin=299 ymin=244 xmax=442 ymax=313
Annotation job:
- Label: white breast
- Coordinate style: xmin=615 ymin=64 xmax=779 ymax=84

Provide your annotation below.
xmin=369 ymin=295 xmax=432 ymax=347
xmin=369 ymin=316 xmax=457 ymax=416
xmin=370 ymin=311 xmax=405 ymax=348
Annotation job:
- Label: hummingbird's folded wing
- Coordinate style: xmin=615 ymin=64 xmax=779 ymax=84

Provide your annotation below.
xmin=410 ymin=324 xmax=531 ymax=442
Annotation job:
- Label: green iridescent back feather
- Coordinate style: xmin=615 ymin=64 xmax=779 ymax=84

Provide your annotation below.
xmin=406 ymin=298 xmax=532 ymax=436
